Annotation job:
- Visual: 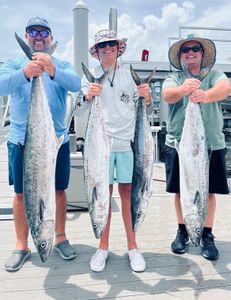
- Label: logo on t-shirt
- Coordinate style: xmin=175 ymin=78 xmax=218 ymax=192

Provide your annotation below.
xmin=120 ymin=92 xmax=129 ymax=103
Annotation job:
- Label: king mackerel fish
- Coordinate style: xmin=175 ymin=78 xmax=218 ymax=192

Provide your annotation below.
xmin=130 ymin=65 xmax=155 ymax=231
xmin=82 ymin=63 xmax=111 ymax=239
xmin=176 ymin=60 xmax=212 ymax=246
xmin=15 ymin=33 xmax=63 ymax=262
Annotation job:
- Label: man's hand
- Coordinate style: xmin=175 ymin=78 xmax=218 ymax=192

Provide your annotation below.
xmin=85 ymin=83 xmax=103 ymax=102
xmin=137 ymin=83 xmax=152 ymax=105
xmin=23 ymin=60 xmax=44 ymax=79
xmin=32 ymin=53 xmax=55 ymax=77
xmin=181 ymin=78 xmax=201 ymax=96
xmin=189 ymin=89 xmax=208 ymax=103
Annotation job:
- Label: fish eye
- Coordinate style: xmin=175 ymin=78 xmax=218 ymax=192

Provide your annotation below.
xmin=40 ymin=241 xmax=47 ymax=248
xmin=137 ymin=213 xmax=141 ymax=219
xmin=93 ymin=224 xmax=98 ymax=228
xmin=196 ymin=228 xmax=201 ymax=235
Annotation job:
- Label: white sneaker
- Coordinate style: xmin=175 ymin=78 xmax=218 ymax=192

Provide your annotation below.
xmin=90 ymin=249 xmax=109 ymax=272
xmin=128 ymin=249 xmax=146 ymax=272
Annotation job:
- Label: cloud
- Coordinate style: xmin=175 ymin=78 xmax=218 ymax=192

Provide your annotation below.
xmin=59 ymin=1 xmax=195 ymax=66
xmin=57 ymin=1 xmax=231 ymax=66
xmin=182 ymin=3 xmax=231 ymax=62
xmin=119 ymin=1 xmax=195 ymax=62
xmin=56 ymin=36 xmax=74 ymax=64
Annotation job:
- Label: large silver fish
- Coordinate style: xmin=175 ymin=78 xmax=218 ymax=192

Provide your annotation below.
xmin=82 ymin=63 xmax=111 ymax=239
xmin=176 ymin=60 xmax=211 ymax=246
xmin=15 ymin=33 xmax=63 ymax=262
xmin=130 ymin=65 xmax=155 ymax=231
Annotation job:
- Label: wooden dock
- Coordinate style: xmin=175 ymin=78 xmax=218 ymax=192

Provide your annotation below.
xmin=1 ymin=142 xmax=231 ymax=300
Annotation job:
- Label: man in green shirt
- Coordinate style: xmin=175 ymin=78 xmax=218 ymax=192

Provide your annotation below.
xmin=162 ymin=33 xmax=230 ymax=260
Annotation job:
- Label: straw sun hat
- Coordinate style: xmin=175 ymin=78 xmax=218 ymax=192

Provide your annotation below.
xmin=89 ymin=29 xmax=127 ymax=59
xmin=169 ymin=33 xmax=216 ymax=70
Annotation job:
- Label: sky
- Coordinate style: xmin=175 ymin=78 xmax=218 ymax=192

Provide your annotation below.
xmin=1 ymin=0 xmax=231 ymax=68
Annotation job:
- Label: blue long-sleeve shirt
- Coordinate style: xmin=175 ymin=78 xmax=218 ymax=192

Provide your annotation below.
xmin=0 ymin=56 xmax=81 ymax=145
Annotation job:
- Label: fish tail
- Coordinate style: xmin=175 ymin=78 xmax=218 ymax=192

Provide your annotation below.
xmin=15 ymin=33 xmax=33 ymax=60
xmin=130 ymin=64 xmax=155 ymax=85
xmin=15 ymin=32 xmax=58 ymax=59
xmin=56 ymin=134 xmax=64 ymax=151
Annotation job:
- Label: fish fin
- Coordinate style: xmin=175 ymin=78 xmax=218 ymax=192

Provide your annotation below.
xmin=141 ymin=180 xmax=148 ymax=193
xmin=15 ymin=33 xmax=33 ymax=60
xmin=98 ymin=67 xmax=112 ymax=85
xmin=44 ymin=41 xmax=58 ymax=55
xmin=130 ymin=64 xmax=154 ymax=85
xmin=174 ymin=139 xmax=179 ymax=153
xmin=198 ymin=62 xmax=215 ymax=80
xmin=15 ymin=32 xmax=58 ymax=59
xmin=130 ymin=65 xmax=142 ymax=86
xmin=17 ymin=143 xmax=24 ymax=153
xmin=144 ymin=68 xmax=156 ymax=84
xmin=81 ymin=63 xmax=96 ymax=83
xmin=81 ymin=62 xmax=112 ymax=85
xmin=92 ymin=186 xmax=98 ymax=204
xmin=180 ymin=59 xmax=193 ymax=79
xmin=130 ymin=140 xmax=134 ymax=153
xmin=193 ymin=191 xmax=200 ymax=206
xmin=56 ymin=135 xmax=64 ymax=150
xmin=181 ymin=58 xmax=214 ymax=81
xmin=208 ymin=148 xmax=213 ymax=161
xmin=39 ymin=200 xmax=45 ymax=222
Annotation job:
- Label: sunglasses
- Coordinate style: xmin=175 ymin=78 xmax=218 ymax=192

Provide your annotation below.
xmin=27 ymin=29 xmax=51 ymax=38
xmin=97 ymin=40 xmax=118 ymax=49
xmin=180 ymin=46 xmax=203 ymax=54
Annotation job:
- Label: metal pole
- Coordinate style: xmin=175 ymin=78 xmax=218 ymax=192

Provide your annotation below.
xmin=73 ymin=0 xmax=89 ymax=77
xmin=72 ymin=0 xmax=89 ymax=139
xmin=109 ymin=8 xmax=118 ymax=33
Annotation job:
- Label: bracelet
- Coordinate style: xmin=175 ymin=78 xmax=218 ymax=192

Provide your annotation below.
xmin=146 ymin=99 xmax=152 ymax=106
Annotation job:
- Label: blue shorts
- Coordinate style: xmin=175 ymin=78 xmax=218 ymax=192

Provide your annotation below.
xmin=8 ymin=141 xmax=70 ymax=193
xmin=109 ymin=151 xmax=133 ymax=184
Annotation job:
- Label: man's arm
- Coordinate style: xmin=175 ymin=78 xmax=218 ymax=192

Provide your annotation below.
xmin=190 ymin=79 xmax=231 ymax=103
xmin=29 ymin=53 xmax=81 ymax=92
xmin=162 ymin=78 xmax=201 ymax=104
xmin=0 ymin=58 xmax=29 ymax=95
xmin=54 ymin=67 xmax=80 ymax=92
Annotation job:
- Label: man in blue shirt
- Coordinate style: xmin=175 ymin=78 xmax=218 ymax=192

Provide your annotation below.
xmin=0 ymin=17 xmax=81 ymax=271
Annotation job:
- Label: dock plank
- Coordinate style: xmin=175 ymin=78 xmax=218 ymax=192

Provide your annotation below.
xmin=1 ymin=142 xmax=231 ymax=299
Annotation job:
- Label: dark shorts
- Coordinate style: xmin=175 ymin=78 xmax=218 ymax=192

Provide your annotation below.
xmin=8 ymin=141 xmax=70 ymax=193
xmin=164 ymin=145 xmax=229 ymax=194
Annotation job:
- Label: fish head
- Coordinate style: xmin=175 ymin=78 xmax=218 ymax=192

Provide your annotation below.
xmin=90 ymin=202 xmax=106 ymax=238
xmin=185 ymin=215 xmax=203 ymax=246
xmin=90 ymin=203 xmax=107 ymax=239
xmin=132 ymin=192 xmax=148 ymax=231
xmin=33 ymin=220 xmax=54 ymax=262
xmin=92 ymin=221 xmax=105 ymax=239
xmin=89 ymin=185 xmax=109 ymax=239
xmin=131 ymin=173 xmax=151 ymax=232
xmin=133 ymin=210 xmax=145 ymax=232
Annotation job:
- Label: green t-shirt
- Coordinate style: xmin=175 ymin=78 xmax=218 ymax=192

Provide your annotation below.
xmin=162 ymin=69 xmax=228 ymax=150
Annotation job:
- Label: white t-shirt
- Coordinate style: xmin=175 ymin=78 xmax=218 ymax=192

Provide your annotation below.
xmin=81 ymin=64 xmax=153 ymax=152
